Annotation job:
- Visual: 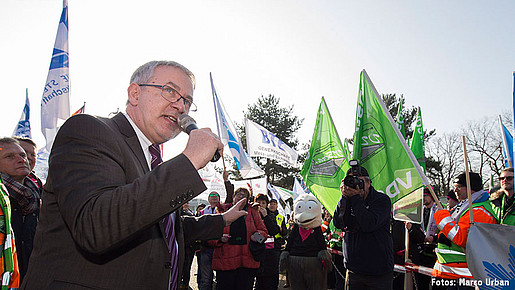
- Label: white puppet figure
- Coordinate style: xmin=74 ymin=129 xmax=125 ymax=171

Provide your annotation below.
xmin=280 ymin=194 xmax=332 ymax=290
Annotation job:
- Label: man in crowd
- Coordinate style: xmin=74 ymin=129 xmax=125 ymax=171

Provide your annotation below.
xmin=432 ymin=172 xmax=496 ymax=283
xmin=254 ymin=194 xmax=280 ymax=290
xmin=333 ymin=163 xmax=393 ymax=289
xmin=22 ymin=61 xmax=247 ymax=290
xmin=416 ymin=188 xmax=439 ymax=290
xmin=180 ymin=201 xmax=195 ymax=290
xmin=422 ymin=188 xmax=438 ymax=243
xmin=199 ymin=191 xmax=220 ymax=290
xmin=490 ymin=167 xmax=515 ymax=225
xmin=13 ymin=137 xmax=42 ymax=189
xmin=267 ymin=199 xmax=288 ymax=290
xmin=0 ymin=137 xmax=40 ymax=283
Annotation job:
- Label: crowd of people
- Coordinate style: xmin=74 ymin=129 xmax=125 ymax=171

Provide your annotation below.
xmin=0 ymin=59 xmax=513 ymax=290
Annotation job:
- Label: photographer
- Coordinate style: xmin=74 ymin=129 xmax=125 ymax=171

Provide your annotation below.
xmin=333 ymin=161 xmax=393 ymax=290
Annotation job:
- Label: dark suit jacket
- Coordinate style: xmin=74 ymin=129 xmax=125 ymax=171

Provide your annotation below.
xmin=22 ymin=113 xmax=224 ymax=289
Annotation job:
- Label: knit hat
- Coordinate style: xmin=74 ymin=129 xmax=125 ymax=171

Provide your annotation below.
xmin=454 ymin=172 xmax=483 ymax=191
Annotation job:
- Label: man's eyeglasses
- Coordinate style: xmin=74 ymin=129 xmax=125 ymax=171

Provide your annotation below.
xmin=208 ymin=193 xmax=219 ymax=197
xmin=138 ymin=84 xmax=197 ymax=112
xmin=498 ymin=176 xmax=514 ymax=181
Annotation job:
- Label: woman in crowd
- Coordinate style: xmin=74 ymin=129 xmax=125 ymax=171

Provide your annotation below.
xmin=209 ymin=187 xmax=268 ymax=290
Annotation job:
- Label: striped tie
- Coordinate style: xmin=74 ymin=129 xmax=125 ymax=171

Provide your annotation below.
xmin=149 ymin=144 xmax=163 ymax=169
xmin=149 ymin=144 xmax=178 ymax=290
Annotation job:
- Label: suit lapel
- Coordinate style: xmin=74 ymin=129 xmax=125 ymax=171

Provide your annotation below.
xmin=111 ymin=114 xmax=172 ymax=246
xmin=111 ymin=113 xmax=149 ymax=173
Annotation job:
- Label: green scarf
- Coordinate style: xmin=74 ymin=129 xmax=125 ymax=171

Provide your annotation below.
xmin=0 ymin=179 xmax=16 ymax=289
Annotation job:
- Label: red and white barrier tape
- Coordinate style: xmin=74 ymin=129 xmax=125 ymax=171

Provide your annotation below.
xmin=327 ymin=248 xmax=434 ymax=277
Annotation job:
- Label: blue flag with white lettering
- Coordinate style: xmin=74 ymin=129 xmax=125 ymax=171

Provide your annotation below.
xmin=13 ymin=89 xmax=31 ymax=138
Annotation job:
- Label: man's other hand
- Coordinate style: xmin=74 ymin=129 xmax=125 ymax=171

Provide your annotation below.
xmin=222 ymin=198 xmax=248 ymax=226
xmin=182 ymin=128 xmax=223 ymax=170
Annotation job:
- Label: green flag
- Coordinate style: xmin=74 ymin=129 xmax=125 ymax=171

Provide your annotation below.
xmin=396 ymin=101 xmax=406 ymax=140
xmin=410 ymin=107 xmax=426 ymax=171
xmin=301 ymin=97 xmax=350 ymax=214
xmin=352 ymin=70 xmax=427 ymax=223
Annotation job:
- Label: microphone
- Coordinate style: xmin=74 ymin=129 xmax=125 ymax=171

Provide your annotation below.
xmin=178 ymin=114 xmax=221 ymax=162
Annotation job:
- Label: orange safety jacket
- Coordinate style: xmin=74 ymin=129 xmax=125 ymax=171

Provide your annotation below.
xmin=432 ymin=201 xmax=496 ymax=280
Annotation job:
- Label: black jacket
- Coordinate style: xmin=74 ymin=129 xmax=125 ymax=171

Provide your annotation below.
xmin=8 ymin=178 xmax=40 ymax=282
xmin=333 ymin=186 xmax=393 ymax=276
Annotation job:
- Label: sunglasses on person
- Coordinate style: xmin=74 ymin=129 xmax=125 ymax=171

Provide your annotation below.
xmin=498 ymin=176 xmax=514 ymax=181
xmin=209 ymin=193 xmax=219 ymax=197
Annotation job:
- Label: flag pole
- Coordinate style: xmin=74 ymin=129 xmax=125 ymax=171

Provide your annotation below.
xmin=361 ymin=70 xmax=443 ymax=209
xmin=404 ymin=225 xmax=413 ymax=290
xmin=461 ymin=136 xmax=474 ymax=224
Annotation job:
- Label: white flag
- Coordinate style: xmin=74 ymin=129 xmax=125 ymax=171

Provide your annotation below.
xmin=292 ymin=178 xmax=309 ymax=199
xmin=245 ymin=118 xmax=298 ymax=167
xmin=210 ymin=73 xmax=264 ymax=179
xmin=233 ymin=177 xmax=267 ymax=197
xmin=267 ymin=183 xmax=291 ymax=216
xmin=197 ymin=163 xmax=228 ymax=202
xmin=41 ymin=0 xmax=70 ymax=151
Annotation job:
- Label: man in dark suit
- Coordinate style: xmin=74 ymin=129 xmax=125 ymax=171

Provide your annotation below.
xmin=22 ymin=61 xmax=247 ymax=290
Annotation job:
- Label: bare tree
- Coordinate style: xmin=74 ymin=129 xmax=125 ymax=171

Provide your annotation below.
xmin=426 ymin=132 xmax=464 ymax=195
xmin=462 ymin=116 xmax=504 ymax=187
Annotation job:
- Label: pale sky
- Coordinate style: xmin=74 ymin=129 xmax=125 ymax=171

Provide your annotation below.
xmin=1 ymin=0 xmax=514 ymax=161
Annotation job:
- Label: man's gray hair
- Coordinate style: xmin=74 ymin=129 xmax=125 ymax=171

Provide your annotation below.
xmin=130 ymin=61 xmax=196 ymax=89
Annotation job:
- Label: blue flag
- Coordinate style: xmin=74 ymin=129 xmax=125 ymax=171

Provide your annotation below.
xmin=499 ymin=115 xmax=513 ymax=168
xmin=13 ymin=89 xmax=31 ymax=138
xmin=41 ymin=0 xmax=70 ymax=151
xmin=210 ymin=73 xmax=264 ymax=178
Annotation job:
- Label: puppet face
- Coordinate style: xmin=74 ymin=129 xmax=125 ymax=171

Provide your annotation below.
xmin=293 ymin=194 xmax=322 ymax=229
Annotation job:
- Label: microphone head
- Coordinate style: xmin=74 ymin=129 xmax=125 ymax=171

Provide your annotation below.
xmin=178 ymin=114 xmax=197 ymax=133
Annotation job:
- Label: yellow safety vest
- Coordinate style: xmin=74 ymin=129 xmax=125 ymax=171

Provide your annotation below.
xmin=275 ymin=213 xmax=284 ymax=239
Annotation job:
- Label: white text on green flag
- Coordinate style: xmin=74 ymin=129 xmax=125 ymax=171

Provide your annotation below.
xmin=300 ymin=97 xmax=350 ymax=215
xmin=353 ymin=70 xmax=427 ymax=223
xmin=410 ymin=107 xmax=426 ymax=171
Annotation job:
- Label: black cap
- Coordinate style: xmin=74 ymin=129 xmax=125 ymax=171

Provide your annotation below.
xmin=454 ymin=172 xmax=483 ymax=192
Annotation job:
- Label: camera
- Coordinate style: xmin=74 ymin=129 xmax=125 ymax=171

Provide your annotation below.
xmin=343 ymin=160 xmax=364 ymax=189
xmin=251 ymin=232 xmax=265 ymax=244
